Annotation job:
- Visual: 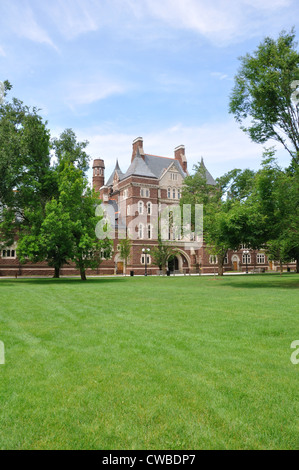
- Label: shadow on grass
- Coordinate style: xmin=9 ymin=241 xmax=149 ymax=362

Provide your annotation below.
xmin=220 ymin=273 xmax=299 ymax=289
xmin=0 ymin=277 xmax=127 ymax=287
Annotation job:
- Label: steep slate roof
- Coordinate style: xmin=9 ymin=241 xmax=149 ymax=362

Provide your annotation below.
xmin=106 ymin=160 xmax=124 ymax=187
xmin=122 ymin=147 xmax=157 ymax=180
xmin=105 ymin=149 xmax=216 ymax=187
xmin=200 ymin=158 xmax=216 ymax=186
xmin=144 ymin=154 xmax=186 ymax=179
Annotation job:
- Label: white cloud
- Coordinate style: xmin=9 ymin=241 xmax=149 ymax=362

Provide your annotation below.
xmin=40 ymin=0 xmax=99 ymax=40
xmin=125 ymin=0 xmax=297 ymax=45
xmin=76 ymin=119 xmax=291 ymax=185
xmin=210 ymin=72 xmax=231 ymax=81
xmin=65 ymin=76 xmax=129 ymax=108
xmin=2 ymin=1 xmax=57 ymax=50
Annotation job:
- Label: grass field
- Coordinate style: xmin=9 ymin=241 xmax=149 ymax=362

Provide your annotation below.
xmin=0 ymin=274 xmax=298 ymax=450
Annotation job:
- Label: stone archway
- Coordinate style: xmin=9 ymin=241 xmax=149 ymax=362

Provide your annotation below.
xmin=168 ymin=256 xmax=179 ymax=272
xmin=232 ymin=254 xmax=240 ymax=271
xmin=114 ymin=253 xmax=124 ymax=274
xmin=174 ymin=250 xmax=191 ymax=273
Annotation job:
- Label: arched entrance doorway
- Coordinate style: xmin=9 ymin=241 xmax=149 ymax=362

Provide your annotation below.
xmin=168 ymin=256 xmax=179 ymax=273
xmin=232 ymin=255 xmax=240 ymax=271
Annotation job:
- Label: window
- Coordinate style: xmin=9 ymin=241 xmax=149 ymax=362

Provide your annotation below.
xmin=147 ymin=201 xmax=152 ymax=215
xmin=2 ymin=249 xmax=16 ymax=259
xmin=209 ymin=255 xmax=218 ymax=264
xmin=242 ymin=253 xmax=251 ymax=264
xmin=147 ymin=224 xmax=152 ymax=239
xmin=173 ymin=188 xmax=176 ymax=199
xmin=167 ymin=188 xmax=171 ymax=198
xmin=170 ymin=173 xmax=178 ymax=181
xmin=224 ymin=255 xmax=229 ymax=264
xmin=177 ymin=189 xmax=181 ymax=199
xmin=140 ymin=188 xmax=150 ymax=198
xmin=257 ymin=253 xmax=265 ymax=264
xmin=141 ymin=255 xmax=151 ymax=265
xmin=138 ymin=201 xmax=143 ymax=215
xmin=138 ymin=223 xmax=144 ymax=239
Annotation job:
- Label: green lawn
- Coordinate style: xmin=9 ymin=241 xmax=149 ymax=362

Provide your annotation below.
xmin=0 ymin=274 xmax=298 ymax=450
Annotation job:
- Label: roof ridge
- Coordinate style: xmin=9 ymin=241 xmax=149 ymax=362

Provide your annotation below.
xmin=145 ymin=153 xmax=175 ymax=160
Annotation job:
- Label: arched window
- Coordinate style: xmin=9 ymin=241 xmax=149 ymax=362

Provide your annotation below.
xmin=138 ymin=201 xmax=143 ymax=215
xmin=167 ymin=188 xmax=171 ymax=198
xmin=141 ymin=254 xmax=151 ymax=265
xmin=138 ymin=223 xmax=144 ymax=239
xmin=177 ymin=189 xmax=181 ymax=199
xmin=148 ymin=224 xmax=152 ymax=239
xmin=173 ymin=188 xmax=176 ymax=199
xmin=147 ymin=201 xmax=152 ymax=215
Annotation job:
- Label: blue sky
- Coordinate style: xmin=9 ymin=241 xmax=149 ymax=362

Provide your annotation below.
xmin=0 ymin=0 xmax=298 ymax=183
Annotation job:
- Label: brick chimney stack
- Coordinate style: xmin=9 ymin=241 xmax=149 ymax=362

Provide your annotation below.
xmin=132 ymin=137 xmax=145 ymax=162
xmin=174 ymin=145 xmax=187 ymax=173
xmin=92 ymin=159 xmax=105 ymax=192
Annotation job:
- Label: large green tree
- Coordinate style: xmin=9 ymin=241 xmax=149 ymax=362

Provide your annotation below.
xmin=18 ymin=130 xmax=112 ymax=280
xmin=229 ymin=29 xmax=299 ymax=164
xmin=248 ymin=149 xmax=299 ymax=272
xmin=181 ymin=163 xmax=259 ymax=275
xmin=0 ymin=82 xmax=55 ymax=248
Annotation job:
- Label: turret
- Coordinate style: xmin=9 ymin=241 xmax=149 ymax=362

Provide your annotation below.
xmin=92 ymin=159 xmax=105 ymax=192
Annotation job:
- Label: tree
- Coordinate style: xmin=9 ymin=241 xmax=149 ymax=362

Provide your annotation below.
xmin=248 ymin=149 xmax=299 ymax=272
xmin=119 ymin=237 xmax=131 ymax=275
xmin=181 ymin=162 xmax=258 ymax=275
xmin=229 ymin=29 xmax=299 ymax=165
xmin=58 ymin=162 xmax=112 ymax=281
xmin=0 ymin=82 xmax=56 ymax=252
xmin=151 ymin=232 xmax=177 ymax=275
xmin=17 ymin=130 xmax=112 ymax=280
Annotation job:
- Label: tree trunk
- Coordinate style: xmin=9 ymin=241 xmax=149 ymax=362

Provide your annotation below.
xmin=79 ymin=264 xmax=87 ymax=281
xmin=296 ymin=259 xmax=299 ymax=273
xmin=280 ymin=260 xmax=283 ymax=275
xmin=53 ymin=266 xmax=60 ymax=278
xmin=80 ymin=268 xmax=87 ymax=281
xmin=217 ymin=252 xmax=226 ymax=276
xmin=218 ymin=263 xmax=224 ymax=276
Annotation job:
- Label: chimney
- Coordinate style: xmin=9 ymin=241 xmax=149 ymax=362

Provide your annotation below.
xmin=132 ymin=137 xmax=145 ymax=162
xmin=174 ymin=145 xmax=187 ymax=173
xmin=92 ymin=159 xmax=105 ymax=192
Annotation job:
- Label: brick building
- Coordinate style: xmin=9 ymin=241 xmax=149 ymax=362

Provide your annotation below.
xmin=90 ymin=137 xmax=281 ymax=276
xmin=0 ymin=137 xmax=296 ymax=277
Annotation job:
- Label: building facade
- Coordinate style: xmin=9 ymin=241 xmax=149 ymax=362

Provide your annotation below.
xmin=0 ymin=137 xmax=296 ymax=277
